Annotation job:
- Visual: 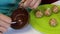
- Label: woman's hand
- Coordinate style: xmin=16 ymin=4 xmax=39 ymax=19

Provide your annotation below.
xmin=0 ymin=14 xmax=12 ymax=34
xmin=29 ymin=0 xmax=41 ymax=9
xmin=19 ymin=0 xmax=41 ymax=9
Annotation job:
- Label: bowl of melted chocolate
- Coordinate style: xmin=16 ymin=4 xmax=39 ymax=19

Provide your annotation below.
xmin=11 ymin=8 xmax=29 ymax=29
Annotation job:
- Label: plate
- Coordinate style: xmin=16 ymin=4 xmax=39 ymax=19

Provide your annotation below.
xmin=30 ymin=1 xmax=60 ymax=34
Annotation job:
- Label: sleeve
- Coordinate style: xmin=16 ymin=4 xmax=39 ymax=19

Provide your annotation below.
xmin=0 ymin=0 xmax=21 ymax=16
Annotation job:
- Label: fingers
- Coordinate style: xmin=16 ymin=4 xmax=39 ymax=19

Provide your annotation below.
xmin=19 ymin=0 xmax=41 ymax=9
xmin=0 ymin=14 xmax=12 ymax=24
xmin=0 ymin=33 xmax=2 ymax=34
xmin=0 ymin=14 xmax=12 ymax=34
xmin=0 ymin=27 xmax=7 ymax=33
xmin=29 ymin=0 xmax=37 ymax=8
xmin=19 ymin=0 xmax=32 ymax=8
xmin=20 ymin=0 xmax=26 ymax=3
xmin=23 ymin=0 xmax=32 ymax=8
xmin=31 ymin=0 xmax=41 ymax=9
xmin=19 ymin=0 xmax=26 ymax=7
xmin=0 ymin=20 xmax=10 ymax=29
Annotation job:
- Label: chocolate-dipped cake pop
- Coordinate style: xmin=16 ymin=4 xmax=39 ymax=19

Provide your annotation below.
xmin=11 ymin=8 xmax=29 ymax=29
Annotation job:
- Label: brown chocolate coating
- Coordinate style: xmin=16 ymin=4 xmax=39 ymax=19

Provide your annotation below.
xmin=11 ymin=8 xmax=29 ymax=29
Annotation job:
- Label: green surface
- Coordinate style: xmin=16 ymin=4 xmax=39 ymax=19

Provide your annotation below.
xmin=29 ymin=4 xmax=60 ymax=34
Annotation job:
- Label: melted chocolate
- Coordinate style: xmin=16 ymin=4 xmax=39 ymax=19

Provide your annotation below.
xmin=11 ymin=8 xmax=29 ymax=29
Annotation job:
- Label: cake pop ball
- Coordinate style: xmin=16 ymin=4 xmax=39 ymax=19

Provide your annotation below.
xmin=49 ymin=18 xmax=57 ymax=27
xmin=11 ymin=8 xmax=29 ymax=29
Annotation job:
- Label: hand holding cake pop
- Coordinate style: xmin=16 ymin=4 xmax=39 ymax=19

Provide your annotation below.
xmin=19 ymin=0 xmax=41 ymax=9
xmin=0 ymin=14 xmax=12 ymax=34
